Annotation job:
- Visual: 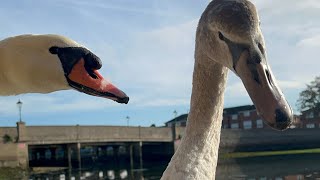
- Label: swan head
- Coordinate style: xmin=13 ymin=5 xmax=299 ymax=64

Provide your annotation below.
xmin=48 ymin=35 xmax=129 ymax=104
xmin=3 ymin=34 xmax=129 ymax=104
xmin=199 ymin=0 xmax=292 ymax=130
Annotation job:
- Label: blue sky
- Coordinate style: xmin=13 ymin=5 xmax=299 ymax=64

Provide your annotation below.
xmin=0 ymin=0 xmax=319 ymax=127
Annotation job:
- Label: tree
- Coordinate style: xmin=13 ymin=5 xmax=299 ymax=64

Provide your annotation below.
xmin=2 ymin=134 xmax=13 ymax=143
xmin=297 ymin=76 xmax=320 ymax=112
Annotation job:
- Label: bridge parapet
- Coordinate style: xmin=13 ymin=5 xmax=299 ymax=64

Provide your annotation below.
xmin=25 ymin=126 xmax=173 ymax=145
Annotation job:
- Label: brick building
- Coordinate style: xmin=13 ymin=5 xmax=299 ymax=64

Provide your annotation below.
xmin=165 ymin=105 xmax=301 ymax=129
xmin=165 ymin=114 xmax=188 ymax=127
xmin=164 ymin=105 xmax=263 ymax=129
xmin=222 ymin=105 xmax=301 ymax=129
xmin=222 ymin=105 xmax=266 ymax=129
xmin=299 ymin=108 xmax=320 ymax=128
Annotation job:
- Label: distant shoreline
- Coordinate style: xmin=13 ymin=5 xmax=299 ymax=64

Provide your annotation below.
xmin=221 ymin=148 xmax=320 ymax=159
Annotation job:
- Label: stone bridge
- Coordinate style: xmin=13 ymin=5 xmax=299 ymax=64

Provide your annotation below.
xmin=20 ymin=124 xmax=173 ymax=145
xmin=2 ymin=122 xmax=320 ymax=169
xmin=0 ymin=122 xmax=177 ymax=169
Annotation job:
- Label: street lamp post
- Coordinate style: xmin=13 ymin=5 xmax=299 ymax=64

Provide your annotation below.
xmin=172 ymin=110 xmax=178 ymax=142
xmin=173 ymin=110 xmax=178 ymax=125
xmin=16 ymin=99 xmax=23 ymax=123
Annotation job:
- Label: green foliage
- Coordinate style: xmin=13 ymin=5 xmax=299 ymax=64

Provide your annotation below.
xmin=2 ymin=134 xmax=13 ymax=144
xmin=222 ymin=148 xmax=320 ymax=159
xmin=0 ymin=167 xmax=27 ymax=179
xmin=297 ymin=76 xmax=320 ymax=112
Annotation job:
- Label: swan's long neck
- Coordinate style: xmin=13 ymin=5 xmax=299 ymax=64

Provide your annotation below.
xmin=161 ymin=47 xmax=228 ymax=179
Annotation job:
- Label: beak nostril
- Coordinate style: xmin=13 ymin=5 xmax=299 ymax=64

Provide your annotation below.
xmin=274 ymin=108 xmax=292 ymax=130
xmin=87 ymin=68 xmax=98 ymax=79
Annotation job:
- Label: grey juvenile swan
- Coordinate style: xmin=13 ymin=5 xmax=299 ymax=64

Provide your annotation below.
xmin=0 ymin=34 xmax=129 ymax=104
xmin=161 ymin=0 xmax=292 ymax=179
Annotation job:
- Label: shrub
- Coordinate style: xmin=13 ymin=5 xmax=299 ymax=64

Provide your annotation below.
xmin=2 ymin=134 xmax=13 ymax=143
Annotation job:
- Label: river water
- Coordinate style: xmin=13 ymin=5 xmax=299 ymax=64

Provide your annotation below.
xmin=3 ymin=154 xmax=320 ymax=179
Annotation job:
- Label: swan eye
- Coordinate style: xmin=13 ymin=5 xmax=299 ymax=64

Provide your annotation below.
xmin=218 ymin=32 xmax=225 ymax=41
xmin=49 ymin=46 xmax=59 ymax=54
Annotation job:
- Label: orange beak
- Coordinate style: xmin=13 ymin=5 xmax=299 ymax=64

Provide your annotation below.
xmin=67 ymin=59 xmax=129 ymax=104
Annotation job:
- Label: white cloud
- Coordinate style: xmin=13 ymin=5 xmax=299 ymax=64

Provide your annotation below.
xmin=117 ymin=0 xmax=320 ymax=110
xmin=137 ymin=98 xmax=190 ymax=107
xmin=225 ymin=81 xmax=247 ymax=98
xmin=96 ymin=19 xmax=199 ymax=107
xmin=278 ymin=80 xmax=305 ymax=89
xmin=1 ymin=0 xmax=320 ymax=124
xmin=0 ymin=92 xmax=121 ymax=116
xmin=55 ymin=0 xmax=187 ymax=17
xmin=297 ymin=35 xmax=320 ymax=48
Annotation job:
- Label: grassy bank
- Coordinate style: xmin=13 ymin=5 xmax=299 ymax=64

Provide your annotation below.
xmin=221 ymin=148 xmax=320 ymax=159
xmin=0 ymin=167 xmax=27 ymax=180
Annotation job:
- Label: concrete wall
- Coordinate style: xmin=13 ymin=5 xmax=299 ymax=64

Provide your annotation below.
xmin=173 ymin=128 xmax=320 ymax=152
xmin=27 ymin=126 xmax=78 ymax=144
xmin=175 ymin=127 xmax=186 ymax=139
xmin=220 ymin=128 xmax=320 ymax=152
xmin=2 ymin=125 xmax=320 ymax=169
xmin=3 ymin=125 xmax=320 ymax=153
xmin=0 ymin=127 xmax=17 ymax=143
xmin=0 ymin=143 xmax=28 ymax=169
xmin=16 ymin=125 xmax=320 ymax=150
xmin=26 ymin=126 xmax=172 ymax=144
xmin=0 ymin=126 xmax=320 ymax=150
xmin=77 ymin=126 xmax=172 ymax=142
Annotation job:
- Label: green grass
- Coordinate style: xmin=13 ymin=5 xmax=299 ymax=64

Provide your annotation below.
xmin=221 ymin=148 xmax=320 ymax=159
xmin=0 ymin=167 xmax=27 ymax=180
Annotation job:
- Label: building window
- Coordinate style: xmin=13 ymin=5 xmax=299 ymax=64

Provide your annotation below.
xmin=306 ymin=112 xmax=314 ymax=119
xmin=243 ymin=121 xmax=252 ymax=129
xmin=176 ymin=122 xmax=181 ymax=127
xmin=231 ymin=114 xmax=238 ymax=120
xmin=256 ymin=119 xmax=263 ymax=128
xmin=306 ymin=123 xmax=315 ymax=128
xmin=231 ymin=123 xmax=239 ymax=129
xmin=243 ymin=111 xmax=251 ymax=117
xmin=167 ymin=123 xmax=172 ymax=127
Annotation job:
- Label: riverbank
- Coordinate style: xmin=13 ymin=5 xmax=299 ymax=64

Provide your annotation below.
xmin=0 ymin=167 xmax=27 ymax=180
xmin=221 ymin=148 xmax=320 ymax=159
xmin=2 ymin=150 xmax=320 ymax=180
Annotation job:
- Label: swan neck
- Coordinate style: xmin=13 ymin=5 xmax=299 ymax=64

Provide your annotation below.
xmin=187 ymin=56 xmax=227 ymax=137
xmin=161 ymin=48 xmax=228 ymax=179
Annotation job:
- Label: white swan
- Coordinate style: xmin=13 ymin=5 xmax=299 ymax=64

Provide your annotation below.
xmin=0 ymin=34 xmax=129 ymax=104
xmin=161 ymin=0 xmax=292 ymax=179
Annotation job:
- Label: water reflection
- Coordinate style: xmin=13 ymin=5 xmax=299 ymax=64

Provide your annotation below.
xmin=29 ymin=168 xmax=148 ymax=180
xmin=216 ymin=154 xmax=320 ymax=180
xmin=4 ymin=154 xmax=320 ymax=179
xmin=28 ymin=159 xmax=166 ymax=180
